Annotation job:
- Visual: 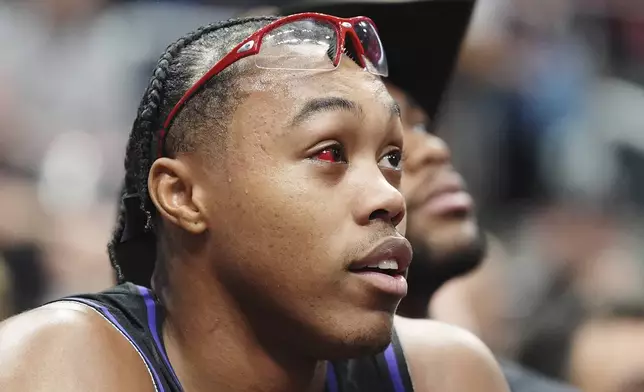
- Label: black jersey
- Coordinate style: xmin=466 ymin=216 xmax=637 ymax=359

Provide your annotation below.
xmin=54 ymin=283 xmax=414 ymax=392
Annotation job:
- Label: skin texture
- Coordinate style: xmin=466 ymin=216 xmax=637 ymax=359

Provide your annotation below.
xmin=0 ymin=46 xmax=507 ymax=392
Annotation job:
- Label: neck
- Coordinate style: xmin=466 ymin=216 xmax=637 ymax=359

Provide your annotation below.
xmin=157 ymin=261 xmax=327 ymax=392
xmin=396 ymin=289 xmax=432 ymax=319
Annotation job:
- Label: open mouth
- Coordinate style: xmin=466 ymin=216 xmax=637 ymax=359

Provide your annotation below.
xmin=349 ymin=260 xmax=403 ymax=277
xmin=347 ymin=237 xmax=411 ymax=297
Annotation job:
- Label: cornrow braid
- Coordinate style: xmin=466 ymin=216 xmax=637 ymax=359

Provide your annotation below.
xmin=108 ymin=16 xmax=278 ymax=285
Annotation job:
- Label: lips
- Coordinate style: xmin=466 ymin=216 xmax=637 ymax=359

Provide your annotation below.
xmin=413 ymin=173 xmax=473 ymax=216
xmin=349 ymin=236 xmax=412 ymax=273
xmin=348 ymin=236 xmax=413 ymax=297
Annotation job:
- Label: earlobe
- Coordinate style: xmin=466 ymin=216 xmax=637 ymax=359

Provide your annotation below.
xmin=148 ymin=158 xmax=208 ymax=235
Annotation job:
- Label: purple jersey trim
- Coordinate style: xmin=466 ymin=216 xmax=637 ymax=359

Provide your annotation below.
xmin=65 ymin=297 xmax=164 ymax=392
xmin=384 ymin=344 xmax=406 ymax=392
xmin=136 ymin=286 xmax=183 ymax=389
xmin=326 ymin=361 xmax=339 ymax=392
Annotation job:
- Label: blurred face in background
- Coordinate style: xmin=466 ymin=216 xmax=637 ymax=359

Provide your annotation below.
xmin=387 ymin=83 xmax=485 ymax=292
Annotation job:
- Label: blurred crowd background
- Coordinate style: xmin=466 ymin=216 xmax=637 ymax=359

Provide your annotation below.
xmin=1 ymin=0 xmax=644 ymax=391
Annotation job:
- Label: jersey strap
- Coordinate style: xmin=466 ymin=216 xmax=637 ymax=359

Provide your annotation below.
xmin=135 ymin=285 xmax=184 ymax=390
xmin=377 ymin=329 xmax=414 ymax=392
xmin=326 ymin=328 xmax=414 ymax=392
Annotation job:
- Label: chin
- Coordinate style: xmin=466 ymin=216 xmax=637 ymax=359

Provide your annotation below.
xmin=421 ymin=218 xmax=481 ymax=256
xmin=306 ymin=310 xmax=395 ymax=360
xmin=407 ymin=222 xmax=485 ymax=288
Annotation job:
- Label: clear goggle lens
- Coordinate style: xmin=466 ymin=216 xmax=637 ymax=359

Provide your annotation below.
xmin=254 ymin=18 xmax=388 ymax=77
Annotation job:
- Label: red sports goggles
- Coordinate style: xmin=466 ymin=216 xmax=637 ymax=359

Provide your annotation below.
xmin=158 ymin=12 xmax=388 ymax=158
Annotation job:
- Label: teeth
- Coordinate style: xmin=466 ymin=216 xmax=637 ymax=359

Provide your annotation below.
xmin=366 ymin=260 xmax=399 ymax=270
xmin=379 ymin=260 xmax=399 ymax=270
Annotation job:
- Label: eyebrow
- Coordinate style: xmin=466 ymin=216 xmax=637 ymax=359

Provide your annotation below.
xmin=289 ymin=96 xmax=400 ymax=127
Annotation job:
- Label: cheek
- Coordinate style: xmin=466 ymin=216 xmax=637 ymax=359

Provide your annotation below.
xmin=209 ymin=153 xmax=348 ymax=279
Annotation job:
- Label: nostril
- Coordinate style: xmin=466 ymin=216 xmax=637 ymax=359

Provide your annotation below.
xmin=369 ymin=208 xmax=389 ymax=221
xmin=391 ymin=210 xmax=405 ymax=227
xmin=368 ymin=209 xmax=389 ymax=221
xmin=368 ymin=209 xmax=405 ymax=227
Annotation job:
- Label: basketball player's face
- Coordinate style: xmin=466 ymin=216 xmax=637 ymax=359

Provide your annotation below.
xmin=193 ymin=55 xmax=410 ymax=358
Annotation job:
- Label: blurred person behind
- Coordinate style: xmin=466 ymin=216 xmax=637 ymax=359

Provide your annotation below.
xmin=392 ymin=82 xmax=580 ymax=392
xmin=279 ymin=1 xmax=579 ymax=392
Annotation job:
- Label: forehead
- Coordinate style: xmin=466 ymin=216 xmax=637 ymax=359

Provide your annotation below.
xmin=236 ymin=54 xmax=393 ymax=120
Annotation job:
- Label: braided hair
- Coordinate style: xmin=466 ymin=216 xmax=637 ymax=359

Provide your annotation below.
xmin=108 ymin=16 xmax=278 ymax=286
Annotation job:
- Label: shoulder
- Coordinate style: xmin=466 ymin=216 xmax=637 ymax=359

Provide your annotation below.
xmin=394 ymin=316 xmax=510 ymax=392
xmin=0 ymin=301 xmax=154 ymax=392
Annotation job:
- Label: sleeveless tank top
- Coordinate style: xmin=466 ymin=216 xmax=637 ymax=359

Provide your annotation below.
xmin=54 ymin=283 xmax=414 ymax=392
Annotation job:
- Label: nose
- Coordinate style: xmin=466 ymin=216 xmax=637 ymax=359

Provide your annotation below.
xmin=352 ymin=168 xmax=406 ymax=228
xmin=404 ymin=131 xmax=451 ymax=171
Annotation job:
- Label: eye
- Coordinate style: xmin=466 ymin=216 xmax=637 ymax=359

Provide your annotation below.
xmin=312 ymin=144 xmax=347 ymax=164
xmin=379 ymin=149 xmax=402 ymax=170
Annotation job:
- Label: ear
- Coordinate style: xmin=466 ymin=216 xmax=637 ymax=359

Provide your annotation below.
xmin=148 ymin=157 xmax=208 ymax=234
